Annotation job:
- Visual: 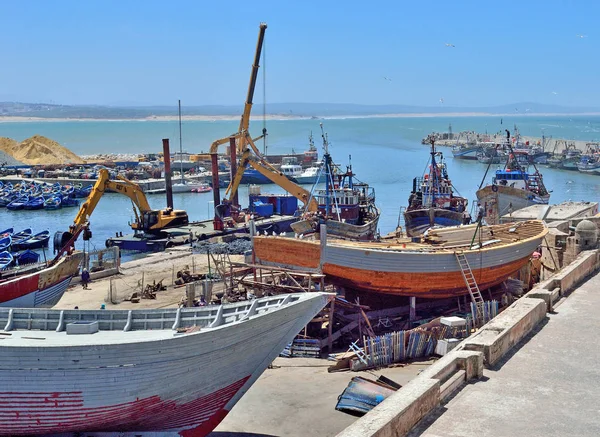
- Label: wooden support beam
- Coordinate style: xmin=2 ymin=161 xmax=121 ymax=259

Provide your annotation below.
xmin=328 ymin=298 xmax=335 ymax=354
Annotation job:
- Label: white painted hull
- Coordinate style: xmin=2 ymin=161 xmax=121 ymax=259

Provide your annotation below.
xmin=0 ymin=293 xmax=329 ymax=436
xmin=172 ymin=181 xmax=206 ymax=193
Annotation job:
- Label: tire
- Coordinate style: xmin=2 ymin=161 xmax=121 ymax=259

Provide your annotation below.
xmin=491 ymin=185 xmax=498 ymax=193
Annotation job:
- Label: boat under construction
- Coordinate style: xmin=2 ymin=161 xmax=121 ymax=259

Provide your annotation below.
xmin=253 ymin=220 xmax=547 ymax=298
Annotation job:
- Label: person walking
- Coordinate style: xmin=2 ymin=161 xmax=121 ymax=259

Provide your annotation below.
xmin=81 ymin=268 xmax=90 ymax=290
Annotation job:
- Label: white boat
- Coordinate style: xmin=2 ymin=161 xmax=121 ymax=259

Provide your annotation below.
xmin=279 ymin=162 xmax=303 ymax=181
xmin=0 ymin=292 xmax=330 ymax=436
xmin=172 ymin=178 xmax=209 ymax=193
xmin=295 ymin=165 xmax=322 ymax=184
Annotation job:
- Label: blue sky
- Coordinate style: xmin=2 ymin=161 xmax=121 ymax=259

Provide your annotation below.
xmin=0 ymin=0 xmax=597 ymax=107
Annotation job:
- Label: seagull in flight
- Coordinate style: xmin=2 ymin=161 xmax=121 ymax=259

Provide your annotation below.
xmin=551 ymin=91 xmax=558 ymax=95
xmin=445 ymin=43 xmax=455 ymax=47
xmin=383 ymin=76 xmax=392 ymax=82
xmin=576 ymin=34 xmax=587 ymax=38
xmin=439 ymin=98 xmax=444 ymax=104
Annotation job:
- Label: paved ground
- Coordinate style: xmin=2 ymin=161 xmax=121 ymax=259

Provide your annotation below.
xmin=211 ymin=357 xmax=434 ymax=437
xmin=409 ymin=272 xmax=600 ymax=437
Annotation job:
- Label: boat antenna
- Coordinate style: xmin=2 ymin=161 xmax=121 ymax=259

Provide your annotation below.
xmin=178 ymin=99 xmax=184 ymax=183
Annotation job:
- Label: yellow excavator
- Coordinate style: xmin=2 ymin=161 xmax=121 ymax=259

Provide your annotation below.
xmin=53 ymin=168 xmax=188 ymax=259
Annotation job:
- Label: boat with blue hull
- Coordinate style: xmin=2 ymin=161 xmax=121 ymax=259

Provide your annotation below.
xmin=12 ymin=249 xmax=41 ymax=265
xmin=404 ymin=138 xmax=470 ymax=237
xmin=12 ymin=230 xmax=50 ymax=251
xmin=11 ymin=228 xmax=32 ymax=245
xmin=0 ymin=236 xmax=11 ymax=252
xmin=0 ymin=251 xmax=13 ymax=270
xmin=477 ymin=131 xmax=550 ymax=225
xmin=44 ymin=196 xmax=62 ymax=209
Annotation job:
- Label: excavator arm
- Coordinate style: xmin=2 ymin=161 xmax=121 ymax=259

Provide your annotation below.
xmin=72 ymin=169 xmax=151 ymax=228
xmin=228 ymin=148 xmax=319 ymax=212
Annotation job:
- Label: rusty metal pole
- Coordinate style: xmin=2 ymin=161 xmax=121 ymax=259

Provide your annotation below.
xmin=229 ymin=136 xmax=238 ymax=207
xmin=210 ymin=153 xmax=222 ymax=230
xmin=162 ymin=139 xmax=174 ymax=209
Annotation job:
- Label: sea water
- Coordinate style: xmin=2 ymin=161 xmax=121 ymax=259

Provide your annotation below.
xmin=1 ymin=115 xmax=599 ymax=257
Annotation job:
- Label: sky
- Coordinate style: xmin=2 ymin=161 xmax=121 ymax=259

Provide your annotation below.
xmin=0 ymin=0 xmax=598 ymax=108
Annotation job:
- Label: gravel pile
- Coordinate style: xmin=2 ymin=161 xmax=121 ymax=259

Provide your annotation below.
xmin=193 ymin=238 xmax=252 ymax=255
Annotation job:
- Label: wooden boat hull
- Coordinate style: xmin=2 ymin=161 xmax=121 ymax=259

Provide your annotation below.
xmin=254 ymin=221 xmax=547 ymax=298
xmin=403 ymin=208 xmax=469 ymax=237
xmin=0 ymin=252 xmax=83 ymax=307
xmin=0 ymin=293 xmax=329 ymax=436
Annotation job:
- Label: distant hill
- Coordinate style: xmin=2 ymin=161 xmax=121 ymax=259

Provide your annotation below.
xmin=1 ymin=101 xmax=599 ymax=119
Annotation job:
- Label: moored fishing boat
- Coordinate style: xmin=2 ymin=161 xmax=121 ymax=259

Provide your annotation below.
xmin=476 ymin=131 xmax=550 ymax=225
xmin=0 ymin=292 xmax=330 ymax=436
xmin=254 ymin=220 xmax=547 ymax=298
xmin=44 ymin=195 xmax=62 ymax=209
xmin=12 ymin=230 xmax=50 ymax=250
xmin=0 ymin=236 xmax=11 ymax=252
xmin=0 ymin=251 xmax=13 ymax=270
xmin=291 ymin=124 xmax=380 ymax=241
xmin=404 ymin=138 xmax=470 ymax=237
xmin=451 ymin=143 xmax=481 ymax=160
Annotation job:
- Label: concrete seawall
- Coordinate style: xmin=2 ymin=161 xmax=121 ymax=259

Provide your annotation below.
xmin=337 ymin=248 xmax=600 ymax=437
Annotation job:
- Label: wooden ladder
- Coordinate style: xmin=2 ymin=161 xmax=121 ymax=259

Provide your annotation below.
xmin=455 ymin=252 xmax=484 ymax=316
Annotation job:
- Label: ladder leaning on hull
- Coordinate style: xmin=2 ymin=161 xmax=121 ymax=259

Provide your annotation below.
xmin=455 ymin=251 xmax=484 ymax=318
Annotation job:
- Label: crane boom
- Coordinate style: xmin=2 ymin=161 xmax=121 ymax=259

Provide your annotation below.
xmin=228 ymin=148 xmax=318 ymax=212
xmin=209 ymin=23 xmax=267 ymax=155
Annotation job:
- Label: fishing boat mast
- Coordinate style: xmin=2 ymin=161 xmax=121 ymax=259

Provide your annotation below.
xmin=320 ymin=123 xmax=332 ymax=217
xmin=178 ymin=99 xmax=184 ymax=184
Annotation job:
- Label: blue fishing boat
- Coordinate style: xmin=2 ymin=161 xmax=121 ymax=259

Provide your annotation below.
xmin=44 ymin=196 xmax=62 ymax=209
xmin=0 ymin=236 xmax=11 ymax=252
xmin=0 ymin=194 xmax=18 ymax=207
xmin=6 ymin=196 xmax=29 ymax=211
xmin=11 ymin=228 xmax=32 ymax=245
xmin=0 ymin=251 xmax=13 ymax=270
xmin=60 ymin=195 xmax=80 ymax=207
xmin=0 ymin=228 xmax=12 ymax=238
xmin=24 ymin=196 xmax=45 ymax=210
xmin=15 ymin=249 xmax=40 ymax=265
xmin=404 ymin=138 xmax=471 ymax=237
xmin=13 ymin=230 xmax=50 ymax=251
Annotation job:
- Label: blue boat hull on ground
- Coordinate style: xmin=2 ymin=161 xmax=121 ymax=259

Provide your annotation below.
xmin=14 ymin=250 xmax=41 ymax=265
xmin=404 ymin=209 xmax=470 ymax=237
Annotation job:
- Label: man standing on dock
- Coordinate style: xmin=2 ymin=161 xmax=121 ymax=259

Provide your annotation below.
xmin=81 ymin=268 xmax=90 ymax=290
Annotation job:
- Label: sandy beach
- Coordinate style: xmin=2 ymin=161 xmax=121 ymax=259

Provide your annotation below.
xmin=2 ymin=112 xmax=600 ymax=123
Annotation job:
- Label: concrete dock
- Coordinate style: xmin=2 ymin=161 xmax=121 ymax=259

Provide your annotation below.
xmin=408 ymin=270 xmax=600 ymax=437
xmin=211 ymin=358 xmax=434 ymax=437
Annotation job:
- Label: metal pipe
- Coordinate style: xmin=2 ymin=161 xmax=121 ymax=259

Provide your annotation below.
xmin=229 ymin=136 xmax=238 ymax=207
xmin=210 ymin=153 xmax=220 ymax=209
xmin=210 ymin=153 xmax=223 ymax=230
xmin=162 ymin=139 xmax=174 ymax=209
